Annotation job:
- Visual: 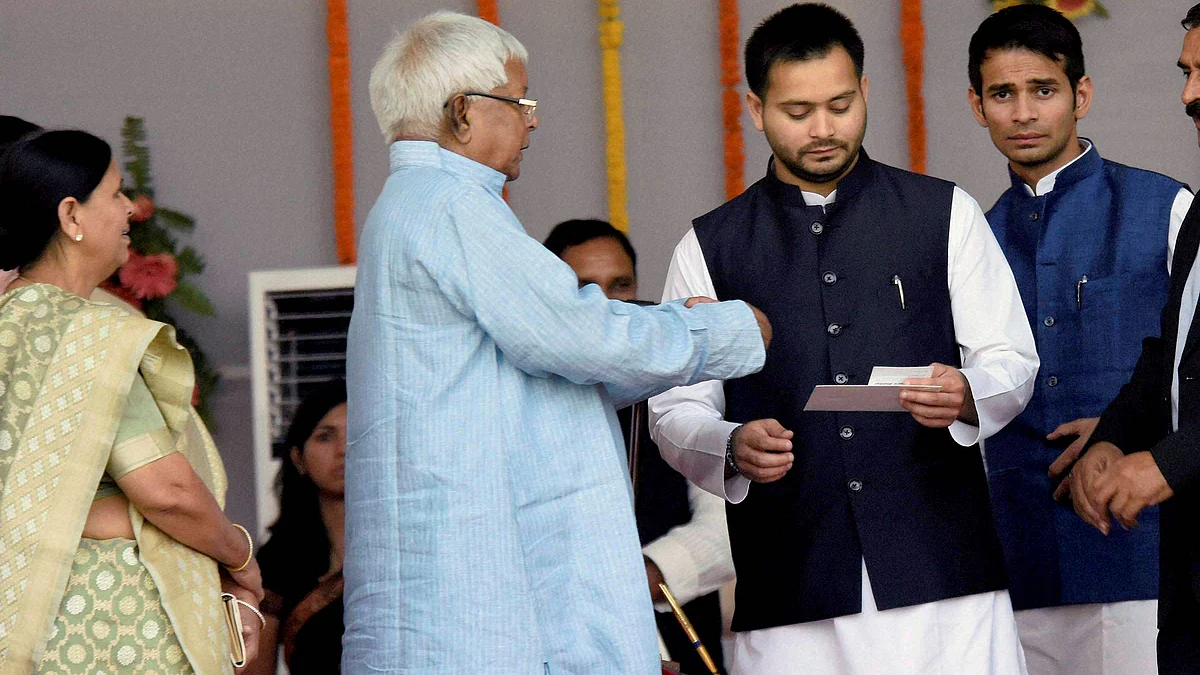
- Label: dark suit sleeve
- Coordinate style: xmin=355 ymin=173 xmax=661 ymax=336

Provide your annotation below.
xmin=1090 ymin=332 xmax=1200 ymax=493
xmin=1150 ymin=425 xmax=1200 ymax=492
xmin=1089 ymin=334 xmax=1170 ymax=455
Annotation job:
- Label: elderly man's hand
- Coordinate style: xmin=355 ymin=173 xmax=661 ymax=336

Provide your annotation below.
xmin=748 ymin=304 xmax=772 ymax=351
xmin=1093 ymin=451 xmax=1174 ymax=530
xmin=686 ymin=298 xmax=772 ymax=351
xmin=730 ymin=419 xmax=793 ymax=482
xmin=899 ymin=363 xmax=978 ymax=428
xmin=1068 ymin=442 xmax=1123 ymax=533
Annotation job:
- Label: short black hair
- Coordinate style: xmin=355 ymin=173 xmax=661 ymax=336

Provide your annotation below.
xmin=968 ymin=4 xmax=1085 ymax=96
xmin=0 ymin=129 xmax=112 ymax=270
xmin=1185 ymin=4 xmax=1200 ymax=30
xmin=543 ymin=219 xmax=637 ymax=272
xmin=744 ymin=3 xmax=865 ymax=99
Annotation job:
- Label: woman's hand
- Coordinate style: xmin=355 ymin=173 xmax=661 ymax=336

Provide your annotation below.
xmin=227 ymin=558 xmax=265 ymax=603
xmin=222 ymin=578 xmax=264 ymax=669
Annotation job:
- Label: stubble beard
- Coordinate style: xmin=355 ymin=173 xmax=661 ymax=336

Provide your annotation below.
xmin=769 ymin=120 xmax=867 ymax=187
xmin=777 ymin=146 xmax=859 ymax=185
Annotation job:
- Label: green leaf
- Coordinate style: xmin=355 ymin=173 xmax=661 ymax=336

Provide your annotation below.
xmin=170 ymin=282 xmax=215 ymax=316
xmin=176 ymin=247 xmax=205 ymax=275
xmin=1093 ymin=2 xmax=1109 ymax=18
xmin=142 ymin=299 xmax=172 ymax=324
xmin=120 ymin=117 xmax=154 ymax=195
xmin=129 ymin=224 xmax=176 ymax=255
xmin=156 ymin=207 xmax=195 ymax=233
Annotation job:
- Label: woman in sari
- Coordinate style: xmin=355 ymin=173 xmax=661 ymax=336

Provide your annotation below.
xmin=248 ymin=380 xmax=347 ymax=674
xmin=0 ymin=125 xmax=263 ymax=673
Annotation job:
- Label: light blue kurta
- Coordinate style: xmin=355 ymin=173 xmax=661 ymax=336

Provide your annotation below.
xmin=342 ymin=141 xmax=765 ymax=674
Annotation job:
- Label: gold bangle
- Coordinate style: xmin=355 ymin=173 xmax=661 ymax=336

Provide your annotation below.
xmin=227 ymin=524 xmax=253 ymax=572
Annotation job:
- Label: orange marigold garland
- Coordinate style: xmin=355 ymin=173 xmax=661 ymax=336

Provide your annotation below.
xmin=477 ymin=0 xmax=500 ymax=25
xmin=989 ymin=0 xmax=1109 ymax=20
xmin=900 ymin=0 xmax=926 ymax=174
xmin=598 ymin=0 xmax=630 ymax=232
xmin=327 ymin=0 xmax=356 ymax=264
xmin=718 ymin=0 xmax=745 ymax=199
xmin=475 ymin=0 xmax=510 ymax=201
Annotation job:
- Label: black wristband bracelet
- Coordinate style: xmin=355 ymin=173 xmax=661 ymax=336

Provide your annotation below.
xmin=725 ymin=424 xmax=744 ymax=476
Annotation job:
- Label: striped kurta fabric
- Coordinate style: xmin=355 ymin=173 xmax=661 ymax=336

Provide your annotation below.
xmin=342 ymin=141 xmax=764 ymax=674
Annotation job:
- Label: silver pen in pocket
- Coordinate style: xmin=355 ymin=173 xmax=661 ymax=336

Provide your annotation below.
xmin=893 ymin=275 xmax=906 ymax=310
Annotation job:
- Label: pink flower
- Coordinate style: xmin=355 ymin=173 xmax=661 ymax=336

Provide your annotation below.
xmin=118 ymin=252 xmax=178 ymax=300
xmin=99 ymin=279 xmax=145 ymax=310
xmin=130 ymin=195 xmax=155 ymax=223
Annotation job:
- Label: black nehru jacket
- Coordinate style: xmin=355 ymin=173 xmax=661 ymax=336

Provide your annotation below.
xmin=693 ymin=151 xmax=1008 ymax=632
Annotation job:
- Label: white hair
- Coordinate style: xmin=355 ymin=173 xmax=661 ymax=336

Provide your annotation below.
xmin=370 ymin=11 xmax=528 ymax=142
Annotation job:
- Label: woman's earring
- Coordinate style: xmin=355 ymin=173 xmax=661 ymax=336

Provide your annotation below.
xmin=74 ymin=234 xmax=83 ymax=242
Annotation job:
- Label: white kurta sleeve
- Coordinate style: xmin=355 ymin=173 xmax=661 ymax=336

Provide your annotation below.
xmin=1168 ymin=187 xmax=1194 ymax=274
xmin=649 ymin=230 xmax=751 ymax=503
xmin=946 ymin=186 xmax=1041 ymax=446
xmin=642 ymin=480 xmax=735 ymax=610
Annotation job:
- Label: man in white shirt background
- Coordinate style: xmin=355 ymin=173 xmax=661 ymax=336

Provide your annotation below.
xmin=544 ymin=218 xmax=735 ymax=674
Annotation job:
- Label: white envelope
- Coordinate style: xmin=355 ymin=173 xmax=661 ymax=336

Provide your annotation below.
xmin=803 ymin=384 xmax=942 ymax=412
xmin=803 ymin=366 xmax=942 ymax=412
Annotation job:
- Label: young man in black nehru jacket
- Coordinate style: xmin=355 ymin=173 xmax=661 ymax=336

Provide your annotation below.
xmin=651 ymin=4 xmax=1039 ymax=674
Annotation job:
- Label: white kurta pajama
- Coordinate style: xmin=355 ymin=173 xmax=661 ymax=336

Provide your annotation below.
xmin=650 ymin=187 xmax=1038 ymax=675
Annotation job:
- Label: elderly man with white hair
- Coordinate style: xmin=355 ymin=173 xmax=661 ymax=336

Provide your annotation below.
xmin=342 ymin=11 xmax=771 ymax=674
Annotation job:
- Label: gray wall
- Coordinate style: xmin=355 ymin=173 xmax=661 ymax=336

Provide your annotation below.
xmin=4 ymin=0 xmax=1198 ymax=531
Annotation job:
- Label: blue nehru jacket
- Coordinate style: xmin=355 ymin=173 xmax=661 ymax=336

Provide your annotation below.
xmin=985 ymin=141 xmax=1186 ymax=610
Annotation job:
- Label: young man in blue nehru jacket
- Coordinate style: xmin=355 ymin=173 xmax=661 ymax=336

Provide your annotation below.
xmin=968 ymin=6 xmax=1193 ymax=675
xmin=650 ymin=3 xmax=1039 ymax=674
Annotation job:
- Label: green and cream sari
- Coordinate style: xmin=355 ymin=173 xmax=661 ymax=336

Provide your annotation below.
xmin=0 ymin=284 xmax=232 ymax=674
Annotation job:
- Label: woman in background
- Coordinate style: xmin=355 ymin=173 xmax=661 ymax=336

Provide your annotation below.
xmin=249 ymin=380 xmax=347 ymax=674
xmin=0 ymin=124 xmax=262 ymax=673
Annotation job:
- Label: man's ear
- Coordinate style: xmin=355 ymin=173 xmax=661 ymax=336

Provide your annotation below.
xmin=968 ymin=87 xmax=988 ymax=128
xmin=1073 ymin=75 xmax=1094 ymax=121
xmin=747 ymin=91 xmax=765 ymax=132
xmin=447 ymin=95 xmax=472 ymax=143
xmin=860 ymin=75 xmax=869 ymax=106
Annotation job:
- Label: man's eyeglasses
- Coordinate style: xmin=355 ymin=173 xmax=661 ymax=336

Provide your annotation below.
xmin=445 ymin=92 xmax=538 ymax=118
